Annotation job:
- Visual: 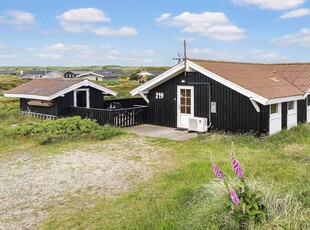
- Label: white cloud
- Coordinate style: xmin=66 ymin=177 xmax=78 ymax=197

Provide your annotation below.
xmin=272 ymin=28 xmax=310 ymax=47
xmin=101 ymin=44 xmax=112 ymax=49
xmin=280 ymin=8 xmax=310 ymax=19
xmin=0 ymin=54 xmax=19 ymax=59
xmin=57 ymin=8 xmax=137 ymax=36
xmin=156 ymin=12 xmax=245 ymax=41
xmin=35 ymin=53 xmax=62 ymax=59
xmin=0 ymin=10 xmax=35 ymax=29
xmin=188 ymin=48 xmax=287 ymax=62
xmin=232 ymin=0 xmax=305 ymax=10
xmin=57 ymin=8 xmax=110 ymax=23
xmin=175 ymin=37 xmax=196 ymax=43
xmin=44 ymin=43 xmax=69 ymax=51
xmin=155 ymin=13 xmax=171 ymax=23
xmin=91 ymin=26 xmax=137 ymax=36
xmin=251 ymin=50 xmax=287 ymax=61
xmin=189 ymin=48 xmax=215 ymax=56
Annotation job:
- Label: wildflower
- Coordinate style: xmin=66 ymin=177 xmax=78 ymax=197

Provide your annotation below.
xmin=241 ymin=185 xmax=245 ymax=193
xmin=211 ymin=160 xmax=225 ymax=179
xmin=242 ymin=203 xmax=246 ymax=214
xmin=230 ymin=153 xmax=243 ymax=178
xmin=229 ymin=187 xmax=240 ymax=205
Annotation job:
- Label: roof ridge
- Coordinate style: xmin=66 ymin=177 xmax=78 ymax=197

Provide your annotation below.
xmin=189 ymin=58 xmax=310 ymax=65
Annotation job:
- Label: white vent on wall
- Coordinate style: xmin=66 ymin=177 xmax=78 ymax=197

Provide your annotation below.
xmin=188 ymin=117 xmax=209 ymax=133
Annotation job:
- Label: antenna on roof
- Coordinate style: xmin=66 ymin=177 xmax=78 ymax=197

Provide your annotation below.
xmin=184 ymin=40 xmax=187 ymax=77
xmin=173 ymin=53 xmax=182 ymax=64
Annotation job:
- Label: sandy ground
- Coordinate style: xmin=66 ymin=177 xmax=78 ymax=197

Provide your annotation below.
xmin=0 ymin=136 xmax=170 ymax=229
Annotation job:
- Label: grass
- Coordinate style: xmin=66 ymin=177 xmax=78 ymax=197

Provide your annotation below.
xmin=39 ymin=125 xmax=310 ymax=229
xmin=98 ymin=78 xmax=141 ymax=98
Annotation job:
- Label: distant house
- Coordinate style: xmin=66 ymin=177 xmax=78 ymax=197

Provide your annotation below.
xmin=4 ymin=79 xmax=117 ymax=119
xmin=137 ymin=70 xmax=164 ymax=83
xmin=20 ymin=70 xmax=63 ymax=80
xmin=131 ymin=59 xmax=310 ymax=135
xmin=64 ymin=70 xmax=119 ymax=81
xmin=0 ymin=71 xmax=17 ymax=75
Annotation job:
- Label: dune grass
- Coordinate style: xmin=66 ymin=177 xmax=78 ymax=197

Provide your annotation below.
xmin=41 ymin=124 xmax=310 ymax=229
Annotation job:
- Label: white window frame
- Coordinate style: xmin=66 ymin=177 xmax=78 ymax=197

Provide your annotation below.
xmin=270 ymin=103 xmax=280 ymax=116
xmin=74 ymin=88 xmax=90 ymax=108
xmin=287 ymin=100 xmax=297 ymax=115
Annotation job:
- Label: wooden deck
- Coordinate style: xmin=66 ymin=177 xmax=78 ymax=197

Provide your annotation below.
xmin=68 ymin=105 xmax=147 ymax=127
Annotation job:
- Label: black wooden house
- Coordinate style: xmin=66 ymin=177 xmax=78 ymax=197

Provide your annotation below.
xmin=4 ymin=79 xmax=117 ymax=119
xmin=131 ymin=59 xmax=310 ymax=135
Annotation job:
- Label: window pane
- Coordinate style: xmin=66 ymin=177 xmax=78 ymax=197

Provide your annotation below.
xmin=181 ymin=97 xmax=185 ymax=106
xmin=181 ymin=89 xmax=185 ymax=97
xmin=288 ymin=101 xmax=294 ymax=110
xmin=186 ymin=89 xmax=191 ymax=98
xmin=308 ymin=95 xmax=310 ymax=106
xmin=181 ymin=106 xmax=186 ymax=113
xmin=186 ymin=97 xmax=191 ymax=106
xmin=270 ymin=104 xmax=278 ymax=114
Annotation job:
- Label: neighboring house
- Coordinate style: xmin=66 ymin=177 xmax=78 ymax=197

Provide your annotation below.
xmin=63 ymin=71 xmax=86 ymax=78
xmin=0 ymin=71 xmax=17 ymax=75
xmin=64 ymin=70 xmax=119 ymax=81
xmin=131 ymin=59 xmax=310 ymax=135
xmin=137 ymin=70 xmax=164 ymax=83
xmin=4 ymin=79 xmax=117 ymax=118
xmin=137 ymin=71 xmax=154 ymax=83
xmin=20 ymin=70 xmax=63 ymax=80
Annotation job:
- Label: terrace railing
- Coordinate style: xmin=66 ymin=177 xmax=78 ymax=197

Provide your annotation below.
xmin=68 ymin=105 xmax=147 ymax=128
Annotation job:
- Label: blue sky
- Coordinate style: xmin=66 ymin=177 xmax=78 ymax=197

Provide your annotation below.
xmin=0 ymin=0 xmax=309 ymax=66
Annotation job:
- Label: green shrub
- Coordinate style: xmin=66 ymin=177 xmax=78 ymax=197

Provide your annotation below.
xmin=9 ymin=116 xmax=124 ymax=144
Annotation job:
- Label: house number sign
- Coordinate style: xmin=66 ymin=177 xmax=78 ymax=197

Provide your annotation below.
xmin=155 ymin=92 xmax=164 ymax=99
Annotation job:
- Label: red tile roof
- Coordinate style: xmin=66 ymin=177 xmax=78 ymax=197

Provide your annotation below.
xmin=190 ymin=59 xmax=309 ymax=99
xmin=268 ymin=63 xmax=310 ymax=93
xmin=5 ymin=79 xmax=84 ymax=97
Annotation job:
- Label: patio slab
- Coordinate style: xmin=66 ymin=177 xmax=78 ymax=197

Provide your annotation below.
xmin=124 ymin=124 xmax=198 ymax=141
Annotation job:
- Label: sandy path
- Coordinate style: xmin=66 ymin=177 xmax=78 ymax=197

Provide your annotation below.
xmin=0 ymin=136 xmax=170 ymax=229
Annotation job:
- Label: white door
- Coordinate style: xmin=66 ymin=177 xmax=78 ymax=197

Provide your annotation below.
xmin=177 ymin=86 xmax=194 ymax=129
xmin=269 ymin=103 xmax=282 ymax=135
xmin=287 ymin=100 xmax=297 ymax=129
xmin=307 ymin=95 xmax=310 ymax=123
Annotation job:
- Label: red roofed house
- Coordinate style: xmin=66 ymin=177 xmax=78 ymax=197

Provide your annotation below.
xmin=4 ymin=79 xmax=117 ymax=119
xmin=131 ymin=59 xmax=310 ymax=135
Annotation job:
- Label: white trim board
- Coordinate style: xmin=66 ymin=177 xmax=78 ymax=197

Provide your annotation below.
xmin=4 ymin=80 xmax=117 ymax=100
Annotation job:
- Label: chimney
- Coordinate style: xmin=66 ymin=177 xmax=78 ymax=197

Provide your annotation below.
xmin=270 ymin=70 xmax=279 ymax=81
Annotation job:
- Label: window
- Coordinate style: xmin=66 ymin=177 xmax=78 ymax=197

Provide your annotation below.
xmin=270 ymin=104 xmax=278 ymax=114
xmin=180 ymin=89 xmax=192 ymax=114
xmin=307 ymin=95 xmax=310 ymax=106
xmin=74 ymin=89 xmax=89 ymax=108
xmin=288 ymin=101 xmax=295 ymax=110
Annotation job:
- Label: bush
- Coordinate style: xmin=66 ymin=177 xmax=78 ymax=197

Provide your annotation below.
xmin=8 ymin=116 xmax=124 ymax=144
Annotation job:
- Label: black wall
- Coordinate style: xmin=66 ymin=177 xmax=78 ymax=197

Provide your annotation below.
xmin=297 ymin=99 xmax=307 ymax=123
xmin=282 ymin=102 xmax=287 ymax=129
xmin=147 ymin=71 xmax=270 ymax=134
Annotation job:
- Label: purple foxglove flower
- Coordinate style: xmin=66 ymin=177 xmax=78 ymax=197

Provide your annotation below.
xmin=230 ymin=153 xmax=243 ymax=178
xmin=229 ymin=187 xmax=240 ymax=205
xmin=211 ymin=160 xmax=225 ymax=179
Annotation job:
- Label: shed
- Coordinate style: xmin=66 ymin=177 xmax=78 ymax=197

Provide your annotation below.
xmin=131 ymin=59 xmax=310 ymax=135
xmin=4 ymin=79 xmax=117 ymax=118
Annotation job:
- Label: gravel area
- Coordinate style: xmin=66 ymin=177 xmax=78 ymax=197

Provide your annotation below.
xmin=0 ymin=136 xmax=170 ymax=229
